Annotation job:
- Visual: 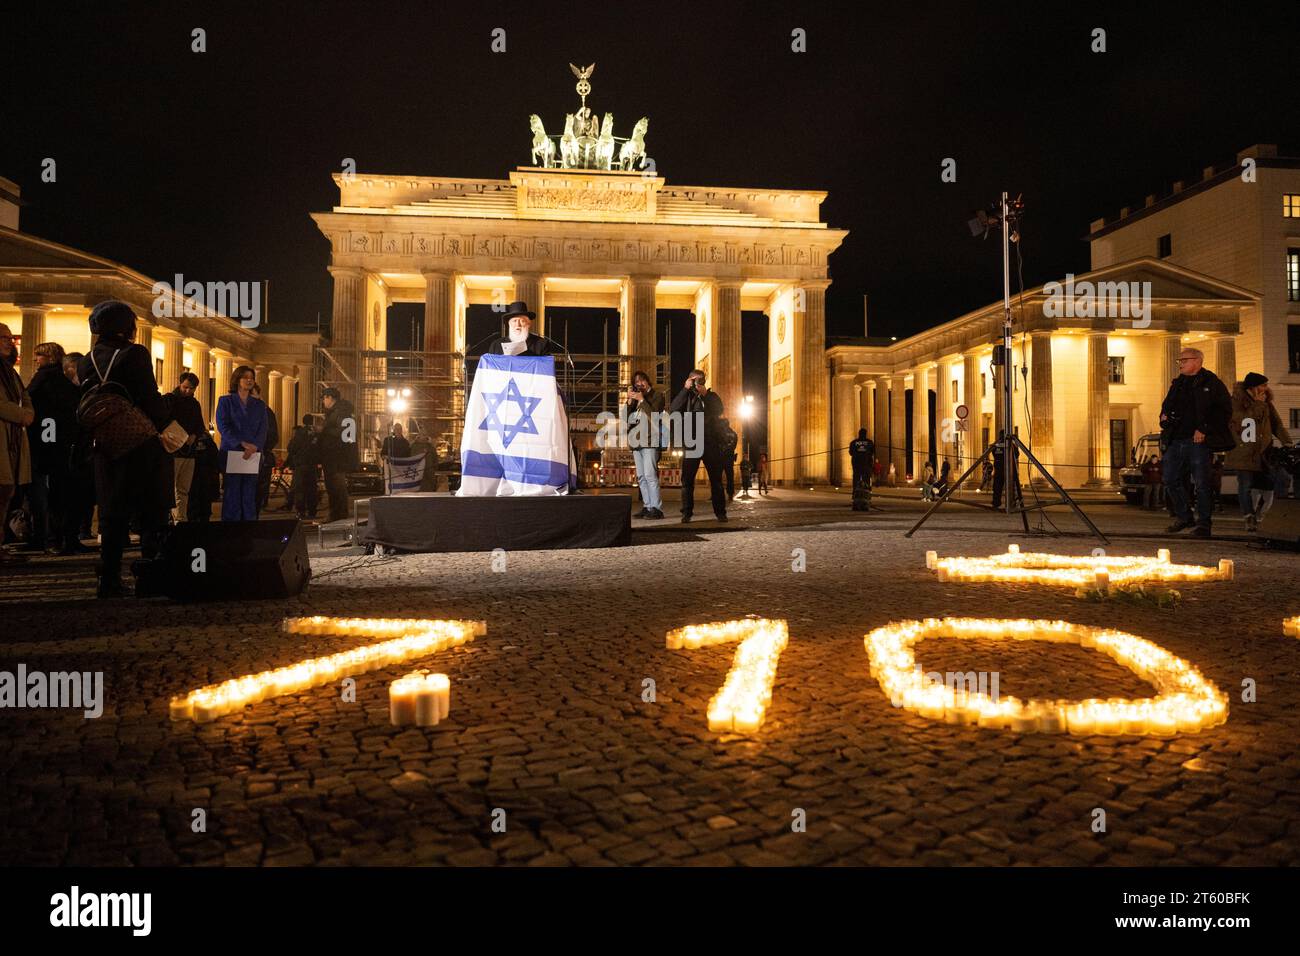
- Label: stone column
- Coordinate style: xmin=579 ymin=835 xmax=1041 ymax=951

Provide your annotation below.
xmin=711 ymin=279 xmax=741 ymax=413
xmin=512 ymin=272 xmax=546 ymax=338
xmin=624 ymin=275 xmax=661 ymax=386
xmin=212 ymin=353 xmax=233 ymax=439
xmin=889 ymin=375 xmax=907 ymax=483
xmin=267 ymin=369 xmax=284 ymax=447
xmin=136 ymin=323 xmax=153 ymax=352
xmin=962 ymin=352 xmax=980 ymax=469
xmin=18 ymin=305 xmax=48 ymax=381
xmin=795 ymin=282 xmax=830 ymax=483
xmin=329 ymin=267 xmax=364 ymax=411
xmin=1029 ymin=331 xmax=1055 ymax=480
xmin=1162 ymin=333 xmax=1182 ymax=388
xmin=280 ymin=375 xmax=298 ymax=433
xmin=937 ymin=361 xmax=954 ymax=469
xmin=421 ymin=270 xmax=454 ymax=355
xmin=189 ymin=342 xmax=212 ymax=425
xmin=1086 ymin=331 xmax=1111 ymax=485
xmin=914 ymin=367 xmax=931 ymax=478
xmin=156 ymin=332 xmax=184 ymax=393
xmin=1214 ymin=337 xmax=1236 ymax=387
xmin=873 ymin=376 xmax=889 ymax=454
xmin=833 ymin=372 xmax=857 ymax=485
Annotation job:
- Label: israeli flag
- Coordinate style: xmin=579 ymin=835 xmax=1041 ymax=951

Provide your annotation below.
xmin=458 ymin=354 xmax=574 ymax=496
xmin=384 ymin=452 xmax=427 ymax=495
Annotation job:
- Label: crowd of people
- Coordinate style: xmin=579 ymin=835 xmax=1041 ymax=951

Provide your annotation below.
xmin=0 ymin=300 xmax=359 ymax=596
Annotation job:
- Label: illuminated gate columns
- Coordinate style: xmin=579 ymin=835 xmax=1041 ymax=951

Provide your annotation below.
xmin=312 ymin=166 xmax=848 ymax=483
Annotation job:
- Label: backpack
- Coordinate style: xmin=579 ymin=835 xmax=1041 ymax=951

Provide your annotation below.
xmin=75 ymin=349 xmax=158 ymax=460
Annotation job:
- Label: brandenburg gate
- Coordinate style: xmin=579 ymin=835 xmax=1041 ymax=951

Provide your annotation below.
xmin=311 ymin=65 xmax=847 ymax=482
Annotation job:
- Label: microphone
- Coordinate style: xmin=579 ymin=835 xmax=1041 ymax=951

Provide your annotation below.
xmin=539 ymin=333 xmax=575 ymax=367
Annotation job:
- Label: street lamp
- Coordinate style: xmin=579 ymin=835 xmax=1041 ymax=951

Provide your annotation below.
xmin=738 ymin=396 xmax=755 ymax=499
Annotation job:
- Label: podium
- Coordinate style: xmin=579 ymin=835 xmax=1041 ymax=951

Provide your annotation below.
xmin=457 ymin=353 xmax=575 ymax=497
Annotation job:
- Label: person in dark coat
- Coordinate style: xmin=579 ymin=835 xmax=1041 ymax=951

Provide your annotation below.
xmin=167 ymin=372 xmax=206 ymax=523
xmin=380 ymin=422 xmax=412 ymax=460
xmin=250 ymin=383 xmax=279 ymax=515
xmin=27 ymin=342 xmax=85 ymax=553
xmin=486 ymin=302 xmax=555 ymax=356
xmin=215 ymin=365 xmax=268 ymax=521
xmin=1160 ymin=347 xmax=1233 ymax=537
xmin=670 ymin=369 xmax=728 ymax=522
xmin=319 ymin=387 xmax=359 ymax=522
xmin=285 ymin=414 xmax=320 ymax=518
xmin=77 ymin=301 xmax=171 ymax=597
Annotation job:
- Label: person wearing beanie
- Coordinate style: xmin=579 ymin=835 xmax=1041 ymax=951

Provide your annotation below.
xmin=1223 ymin=372 xmax=1293 ymax=532
xmin=77 ymin=300 xmax=171 ymax=597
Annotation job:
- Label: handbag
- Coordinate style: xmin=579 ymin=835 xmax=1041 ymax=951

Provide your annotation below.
xmin=76 ymin=349 xmax=159 ymax=460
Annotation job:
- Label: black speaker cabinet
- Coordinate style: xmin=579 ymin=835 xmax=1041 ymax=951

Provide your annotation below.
xmin=1258 ymin=498 xmax=1300 ymax=547
xmin=134 ymin=519 xmax=312 ymax=600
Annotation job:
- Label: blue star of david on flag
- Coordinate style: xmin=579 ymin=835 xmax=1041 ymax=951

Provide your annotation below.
xmin=479 ymin=377 xmax=541 ymax=448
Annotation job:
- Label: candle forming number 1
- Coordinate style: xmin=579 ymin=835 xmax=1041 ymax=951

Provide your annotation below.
xmin=666 ymin=618 xmax=789 ymax=734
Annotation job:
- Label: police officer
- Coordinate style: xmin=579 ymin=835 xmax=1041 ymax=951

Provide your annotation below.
xmin=849 ymin=428 xmax=875 ymax=511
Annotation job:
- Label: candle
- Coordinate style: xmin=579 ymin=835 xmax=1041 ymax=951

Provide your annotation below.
xmin=1008 ymin=543 xmax=1020 ymax=553
xmin=414 ymin=675 xmax=439 ymax=727
xmin=1157 ymin=548 xmax=1170 ymax=563
xmin=389 ymin=676 xmax=418 ymax=726
xmin=1218 ymin=559 xmax=1233 ymax=581
xmin=430 ymin=673 xmax=451 ymax=720
xmin=1094 ymin=569 xmax=1109 ymax=591
xmin=169 ymin=696 xmax=194 ymax=721
xmin=925 ymin=550 xmax=938 ymax=569
xmin=1285 ymin=617 xmax=1300 ymax=638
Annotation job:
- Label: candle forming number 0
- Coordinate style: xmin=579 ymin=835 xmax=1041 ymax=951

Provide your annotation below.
xmin=169 ymin=617 xmax=485 ymax=723
xmin=666 ymin=618 xmax=789 ymax=734
xmin=865 ymin=618 xmax=1228 ymax=737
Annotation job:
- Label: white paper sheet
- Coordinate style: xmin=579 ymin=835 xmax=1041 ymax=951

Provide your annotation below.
xmin=226 ymin=450 xmax=261 ymax=474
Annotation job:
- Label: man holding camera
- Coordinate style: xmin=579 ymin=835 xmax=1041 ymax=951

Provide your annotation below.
xmin=626 ymin=370 xmax=666 ymax=519
xmin=669 ymin=369 xmax=727 ymax=523
xmin=1159 ymin=347 xmax=1233 ymax=537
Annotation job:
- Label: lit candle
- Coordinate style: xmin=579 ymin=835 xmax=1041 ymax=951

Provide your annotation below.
xmin=1008 ymin=543 xmax=1020 ymax=554
xmin=1157 ymin=548 xmax=1170 ymax=563
xmin=925 ymin=550 xmax=938 ymax=569
xmin=1094 ymin=569 xmax=1109 ymax=591
xmin=430 ymin=673 xmax=451 ymax=720
xmin=413 ymin=674 xmax=440 ymax=727
xmin=389 ymin=676 xmax=418 ymax=726
xmin=1218 ymin=559 xmax=1233 ymax=581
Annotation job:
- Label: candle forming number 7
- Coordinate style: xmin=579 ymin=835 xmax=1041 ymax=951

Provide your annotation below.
xmin=169 ymin=617 xmax=486 ymax=723
xmin=666 ymin=618 xmax=789 ymax=734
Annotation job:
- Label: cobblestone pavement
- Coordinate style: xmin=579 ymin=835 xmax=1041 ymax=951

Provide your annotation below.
xmin=2 ymin=489 xmax=1298 ymax=865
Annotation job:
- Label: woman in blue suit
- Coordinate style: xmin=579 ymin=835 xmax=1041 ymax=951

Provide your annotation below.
xmin=215 ymin=365 xmax=268 ymax=521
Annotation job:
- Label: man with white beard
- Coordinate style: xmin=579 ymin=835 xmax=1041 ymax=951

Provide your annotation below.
xmin=487 ymin=301 xmax=554 ymax=356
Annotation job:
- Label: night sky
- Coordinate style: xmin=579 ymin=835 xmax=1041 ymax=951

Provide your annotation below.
xmin=4 ymin=1 xmax=1297 ymax=362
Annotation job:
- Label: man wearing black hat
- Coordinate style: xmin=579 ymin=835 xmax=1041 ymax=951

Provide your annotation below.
xmin=487 ymin=302 xmax=554 ymax=356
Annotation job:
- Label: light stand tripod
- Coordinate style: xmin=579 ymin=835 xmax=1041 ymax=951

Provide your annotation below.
xmin=905 ymin=192 xmax=1109 ymax=545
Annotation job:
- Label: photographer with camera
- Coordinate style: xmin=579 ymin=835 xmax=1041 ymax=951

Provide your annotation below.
xmin=1224 ymin=373 xmax=1293 ymax=531
xmin=1159 ymin=347 xmax=1233 ymax=537
xmin=670 ymin=369 xmax=728 ymax=523
xmin=626 ymin=370 xmax=666 ymax=519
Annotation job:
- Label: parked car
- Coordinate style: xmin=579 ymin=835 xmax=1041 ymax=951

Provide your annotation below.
xmin=1118 ymin=434 xmax=1161 ymax=504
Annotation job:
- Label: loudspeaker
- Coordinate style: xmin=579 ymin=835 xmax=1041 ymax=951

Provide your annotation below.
xmin=134 ymin=519 xmax=312 ymax=600
xmin=1258 ymin=498 xmax=1300 ymax=548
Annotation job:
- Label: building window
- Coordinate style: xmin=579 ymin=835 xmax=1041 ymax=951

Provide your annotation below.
xmin=950 ymin=379 xmax=959 ymax=404
xmin=1290 ymin=324 xmax=1300 ymax=373
xmin=981 ymin=372 xmax=987 ymax=397
xmin=1107 ymin=355 xmax=1125 ymax=384
xmin=1292 ymin=408 xmax=1300 ymax=431
xmin=1284 ymin=194 xmax=1300 ymax=218
xmin=1289 ymin=249 xmax=1300 ymax=302
xmin=1157 ymin=234 xmax=1172 ymax=258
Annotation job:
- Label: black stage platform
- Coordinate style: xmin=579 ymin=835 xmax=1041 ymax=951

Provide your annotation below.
xmin=363 ymin=493 xmax=633 ymax=553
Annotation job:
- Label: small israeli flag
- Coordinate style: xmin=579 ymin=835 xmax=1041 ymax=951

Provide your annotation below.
xmin=458 ymin=354 xmax=573 ymax=496
xmin=384 ymin=452 xmax=427 ymax=495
